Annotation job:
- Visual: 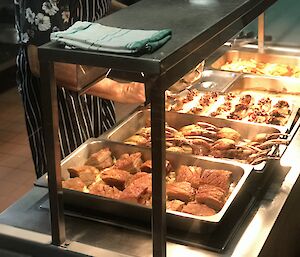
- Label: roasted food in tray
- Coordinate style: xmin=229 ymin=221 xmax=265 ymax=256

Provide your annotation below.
xmin=124 ymin=120 xmax=288 ymax=165
xmin=165 ymin=88 xmax=293 ymax=126
xmin=219 ymin=59 xmax=300 ymax=78
xmin=62 ymin=147 xmax=236 ymax=217
xmin=166 ymin=89 xmax=219 ymax=113
xmin=210 ymin=93 xmax=292 ymax=126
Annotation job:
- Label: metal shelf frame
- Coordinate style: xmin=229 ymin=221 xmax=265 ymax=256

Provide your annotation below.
xmin=38 ymin=0 xmax=277 ymax=256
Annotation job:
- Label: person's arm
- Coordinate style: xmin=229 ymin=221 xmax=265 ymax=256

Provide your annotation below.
xmin=28 ymin=44 xmax=78 ymax=86
xmin=111 ymin=0 xmax=127 ymax=11
xmin=85 ymin=78 xmax=145 ymax=104
xmin=28 ymin=44 xmax=145 ymax=104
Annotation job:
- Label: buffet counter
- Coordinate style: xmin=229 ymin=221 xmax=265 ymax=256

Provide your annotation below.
xmin=5 ymin=0 xmax=300 ymax=256
xmin=0 ymin=120 xmax=299 ymax=256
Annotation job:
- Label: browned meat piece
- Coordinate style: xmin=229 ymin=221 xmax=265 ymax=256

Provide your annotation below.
xmin=200 ymin=169 xmax=232 ymax=192
xmin=120 ymin=172 xmax=152 ymax=204
xmin=140 ymin=160 xmax=152 ymax=173
xmin=68 ymin=165 xmax=99 ymax=178
xmin=210 ymin=111 xmax=218 ymax=117
xmin=211 ymin=102 xmax=232 ymax=117
xmin=132 ymin=173 xmax=152 ymax=193
xmin=166 ymin=181 xmax=195 ymax=203
xmin=125 ymin=172 xmax=149 ymax=187
xmin=136 ymin=127 xmax=151 ymax=139
xmin=211 ymin=138 xmax=236 ymax=151
xmin=101 ymin=168 xmax=131 ymax=190
xmin=198 ymin=96 xmax=210 ymax=107
xmin=248 ymin=110 xmax=268 ymax=123
xmin=228 ymin=103 xmax=249 ymax=120
xmin=267 ymin=116 xmax=285 ymax=126
xmin=119 ymin=185 xmax=149 ymax=204
xmin=186 ymin=89 xmax=198 ymax=101
xmin=269 ymin=109 xmax=286 ymax=118
xmin=62 ymin=177 xmax=86 ymax=192
xmin=114 ymin=152 xmax=143 ymax=174
xmin=79 ymin=169 xmax=100 ymax=187
xmin=195 ymin=184 xmax=226 ymax=211
xmin=273 ymin=100 xmax=289 ymax=109
xmin=235 ymin=103 xmax=249 ymax=112
xmin=173 ymin=100 xmax=184 ymax=111
xmin=267 ymin=109 xmax=288 ymax=125
xmin=179 ymin=124 xmax=216 ymax=139
xmin=225 ymin=92 xmax=237 ymax=101
xmin=176 ymin=165 xmax=202 ymax=188
xmin=144 ymin=197 xmax=152 ymax=207
xmin=182 ymin=202 xmax=216 ymax=216
xmin=239 ymin=94 xmax=252 ymax=105
xmin=189 ymin=106 xmax=204 ymax=115
xmin=120 ymin=173 xmax=152 ymax=204
xmin=189 ymin=138 xmax=211 ymax=156
xmin=227 ymin=113 xmax=242 ymax=120
xmin=209 ymin=92 xmax=219 ymax=99
xmin=225 ymin=148 xmax=252 ymax=160
xmin=200 ymin=93 xmax=217 ymax=106
xmin=89 ymin=182 xmax=121 ymax=199
xmin=140 ymin=160 xmax=173 ymax=174
xmin=124 ymin=135 xmax=148 ymax=146
xmin=216 ymin=127 xmax=241 ymax=141
xmin=257 ymin=97 xmax=272 ymax=112
xmin=85 ymin=148 xmax=113 ymax=170
xmin=166 ymin=200 xmax=185 ymax=212
xmin=167 ymin=146 xmax=186 ymax=153
xmin=209 ymin=149 xmax=224 ymax=158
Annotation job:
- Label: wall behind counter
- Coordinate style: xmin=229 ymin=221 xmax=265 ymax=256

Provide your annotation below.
xmin=244 ymin=0 xmax=300 ymax=47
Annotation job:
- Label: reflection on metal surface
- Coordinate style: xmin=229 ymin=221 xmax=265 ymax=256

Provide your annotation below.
xmin=200 ymin=81 xmax=217 ymax=89
xmin=0 ymin=224 xmax=51 ymax=244
xmin=193 ymin=70 xmax=240 ymax=92
xmin=232 ymin=214 xmax=263 ymax=257
xmin=167 ymin=243 xmax=214 ymax=257
xmin=189 ymin=0 xmax=218 ymax=6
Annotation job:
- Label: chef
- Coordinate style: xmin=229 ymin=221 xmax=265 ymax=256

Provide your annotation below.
xmin=15 ymin=0 xmax=145 ymax=178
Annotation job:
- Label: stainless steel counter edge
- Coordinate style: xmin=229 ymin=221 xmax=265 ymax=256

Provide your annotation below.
xmin=0 ymin=224 xmax=132 ymax=257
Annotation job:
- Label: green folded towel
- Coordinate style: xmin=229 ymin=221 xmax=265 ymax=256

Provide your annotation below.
xmin=50 ymin=21 xmax=172 ymax=54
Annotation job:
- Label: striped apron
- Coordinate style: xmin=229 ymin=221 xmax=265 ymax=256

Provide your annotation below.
xmin=16 ymin=0 xmax=115 ymax=178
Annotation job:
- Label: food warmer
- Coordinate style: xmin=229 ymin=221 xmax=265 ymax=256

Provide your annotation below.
xmin=2 ymin=0 xmax=300 ymax=257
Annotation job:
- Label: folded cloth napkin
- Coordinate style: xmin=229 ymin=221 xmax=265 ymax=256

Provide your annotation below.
xmin=50 ymin=21 xmax=172 ymax=54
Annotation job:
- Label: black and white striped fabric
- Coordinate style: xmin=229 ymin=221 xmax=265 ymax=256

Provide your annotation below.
xmin=15 ymin=0 xmax=115 ymax=178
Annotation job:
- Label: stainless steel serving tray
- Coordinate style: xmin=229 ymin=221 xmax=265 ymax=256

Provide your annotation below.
xmin=190 ymin=69 xmax=241 ymax=92
xmin=225 ymin=74 xmax=300 ymax=105
xmin=165 ymin=70 xmax=240 ymax=111
xmin=211 ymin=50 xmax=300 ymax=74
xmin=62 ymin=139 xmax=252 ymax=233
xmin=223 ymin=74 xmax=300 ymax=133
xmin=105 ymin=109 xmax=284 ymax=170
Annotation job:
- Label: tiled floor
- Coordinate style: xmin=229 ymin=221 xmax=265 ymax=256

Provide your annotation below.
xmin=0 ymin=87 xmax=136 ymax=213
xmin=0 ymin=87 xmax=35 ymax=212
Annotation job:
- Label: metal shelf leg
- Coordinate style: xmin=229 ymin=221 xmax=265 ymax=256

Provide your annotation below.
xmin=150 ymin=79 xmax=166 ymax=257
xmin=40 ymin=60 xmax=66 ymax=246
